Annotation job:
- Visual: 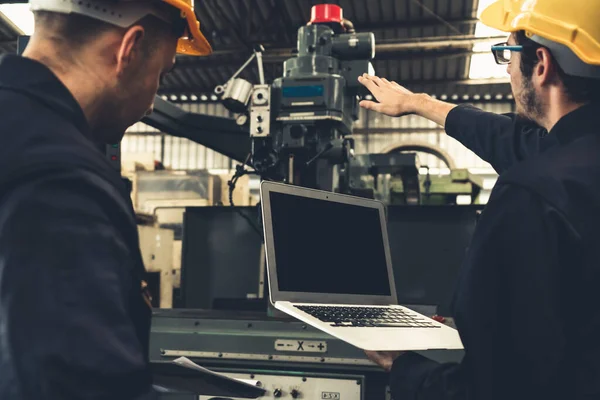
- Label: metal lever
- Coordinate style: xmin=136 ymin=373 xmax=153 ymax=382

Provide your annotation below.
xmin=215 ymin=46 xmax=266 ymax=94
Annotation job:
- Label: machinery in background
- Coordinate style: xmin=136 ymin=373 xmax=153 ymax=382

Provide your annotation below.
xmin=138 ymin=223 xmax=174 ymax=309
xmin=179 ymin=205 xmax=481 ymax=316
xmin=128 ymin=169 xmax=253 ymax=308
xmin=127 ymin=169 xmax=251 ymax=226
xmin=150 ymin=310 xmax=464 ymax=400
xmin=141 ymin=5 xmax=485 ymax=204
xmin=389 ymin=168 xmax=484 ymax=205
xmin=349 ymin=142 xmax=484 ymax=205
xmin=215 ymin=4 xmax=375 ymax=192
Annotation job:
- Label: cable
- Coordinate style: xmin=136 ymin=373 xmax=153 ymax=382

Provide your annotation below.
xmin=410 ymin=0 xmax=463 ymax=36
xmin=228 ymin=154 xmax=253 ymax=207
xmin=228 ymin=156 xmax=264 ymax=240
xmin=304 ymin=142 xmax=334 ymax=168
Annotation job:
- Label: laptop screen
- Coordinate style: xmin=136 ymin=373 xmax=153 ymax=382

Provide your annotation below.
xmin=269 ymin=191 xmax=391 ymax=296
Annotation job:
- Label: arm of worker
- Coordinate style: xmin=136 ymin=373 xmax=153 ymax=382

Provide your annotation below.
xmin=0 ymin=171 xmax=157 ymax=399
xmin=368 ymin=183 xmax=571 ymax=400
xmin=357 ymin=74 xmax=555 ymax=174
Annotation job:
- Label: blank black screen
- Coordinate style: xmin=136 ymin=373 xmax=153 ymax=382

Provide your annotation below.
xmin=269 ymin=192 xmax=391 ymax=296
xmin=386 ymin=206 xmax=480 ymax=315
xmin=181 ymin=207 xmax=263 ymax=309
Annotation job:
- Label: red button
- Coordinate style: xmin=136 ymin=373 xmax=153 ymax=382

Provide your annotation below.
xmin=310 ymin=4 xmax=343 ymax=24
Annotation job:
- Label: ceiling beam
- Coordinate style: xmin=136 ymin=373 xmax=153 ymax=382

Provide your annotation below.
xmin=346 ymin=17 xmax=479 ymax=32
xmin=158 ymin=77 xmax=511 ymax=95
xmin=198 ymin=34 xmax=506 ymax=61
xmin=375 ymin=35 xmax=507 ymax=52
xmin=171 ymin=48 xmax=474 ymax=73
xmin=219 ymin=17 xmax=480 ymax=45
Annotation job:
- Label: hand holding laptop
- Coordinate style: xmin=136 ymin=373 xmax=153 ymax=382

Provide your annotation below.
xmin=365 ymin=351 xmax=405 ymax=372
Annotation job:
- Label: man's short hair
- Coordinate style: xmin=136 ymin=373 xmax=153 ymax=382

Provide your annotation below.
xmin=516 ymin=31 xmax=600 ymax=104
xmin=33 ymin=1 xmax=181 ymax=55
xmin=33 ymin=11 xmax=115 ymax=47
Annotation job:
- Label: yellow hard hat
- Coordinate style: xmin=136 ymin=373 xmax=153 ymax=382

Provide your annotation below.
xmin=480 ymin=0 xmax=600 ymax=67
xmin=161 ymin=0 xmax=212 ymax=56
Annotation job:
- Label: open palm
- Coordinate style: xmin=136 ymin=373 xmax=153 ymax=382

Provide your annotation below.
xmin=358 ymin=74 xmax=416 ymax=117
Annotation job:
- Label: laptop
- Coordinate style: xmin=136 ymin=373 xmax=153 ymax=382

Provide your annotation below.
xmin=260 ymin=181 xmax=463 ymax=351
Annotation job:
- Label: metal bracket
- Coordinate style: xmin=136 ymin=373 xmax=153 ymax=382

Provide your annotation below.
xmin=250 ymin=84 xmax=271 ymax=138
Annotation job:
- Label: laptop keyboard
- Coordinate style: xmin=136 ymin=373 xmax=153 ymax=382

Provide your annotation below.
xmin=295 ymin=305 xmax=440 ymax=328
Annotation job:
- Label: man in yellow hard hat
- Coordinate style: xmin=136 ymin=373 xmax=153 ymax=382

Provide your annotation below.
xmin=0 ymin=1 xmax=210 ymax=398
xmin=359 ymin=0 xmax=600 ymax=399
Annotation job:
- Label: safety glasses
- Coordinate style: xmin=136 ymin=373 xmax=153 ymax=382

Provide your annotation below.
xmin=491 ymin=42 xmax=524 ymax=64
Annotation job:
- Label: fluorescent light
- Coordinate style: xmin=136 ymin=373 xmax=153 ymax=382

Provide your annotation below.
xmin=0 ymin=4 xmax=34 ymax=35
xmin=469 ymin=53 xmax=510 ymax=79
xmin=469 ymin=0 xmax=509 ymax=80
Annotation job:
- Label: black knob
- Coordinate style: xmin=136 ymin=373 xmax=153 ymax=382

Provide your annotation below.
xmin=291 ymin=389 xmax=300 ymax=399
xmin=257 ymin=115 xmax=263 ymax=123
xmin=273 ymin=388 xmax=282 ymax=398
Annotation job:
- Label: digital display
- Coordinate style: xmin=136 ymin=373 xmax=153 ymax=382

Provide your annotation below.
xmin=282 ymin=85 xmax=324 ymax=98
xmin=269 ymin=192 xmax=391 ymax=296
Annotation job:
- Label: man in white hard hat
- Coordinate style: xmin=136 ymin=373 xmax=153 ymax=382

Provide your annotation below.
xmin=0 ymin=1 xmax=211 ymax=398
xmin=359 ymin=0 xmax=600 ymax=399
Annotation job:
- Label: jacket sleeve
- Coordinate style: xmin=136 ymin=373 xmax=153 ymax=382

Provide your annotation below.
xmin=0 ymin=172 xmax=157 ymax=400
xmin=445 ymin=105 xmax=555 ymax=174
xmin=389 ymin=183 xmax=573 ymax=400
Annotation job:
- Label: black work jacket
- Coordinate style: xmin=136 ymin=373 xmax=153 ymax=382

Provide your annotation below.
xmin=0 ymin=55 xmax=156 ymax=399
xmin=390 ymin=104 xmax=600 ymax=400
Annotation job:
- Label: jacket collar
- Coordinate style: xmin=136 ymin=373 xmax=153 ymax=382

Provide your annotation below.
xmin=550 ymin=102 xmax=600 ymax=145
xmin=0 ymin=54 xmax=92 ymax=138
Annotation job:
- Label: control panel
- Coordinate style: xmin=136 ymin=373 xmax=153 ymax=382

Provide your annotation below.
xmin=198 ymin=372 xmax=363 ymax=400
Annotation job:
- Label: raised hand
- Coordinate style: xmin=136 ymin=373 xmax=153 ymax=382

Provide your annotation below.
xmin=358 ymin=74 xmax=418 ymax=117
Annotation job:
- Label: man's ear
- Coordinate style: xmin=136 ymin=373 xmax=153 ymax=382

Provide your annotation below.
xmin=534 ymin=47 xmax=557 ymax=86
xmin=116 ymin=25 xmax=145 ymax=75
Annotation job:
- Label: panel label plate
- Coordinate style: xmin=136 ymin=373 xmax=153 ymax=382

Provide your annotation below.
xmin=274 ymin=339 xmax=327 ymax=353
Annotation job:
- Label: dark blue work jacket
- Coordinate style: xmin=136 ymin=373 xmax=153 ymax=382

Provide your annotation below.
xmin=0 ymin=55 xmax=156 ymax=399
xmin=390 ymin=104 xmax=600 ymax=400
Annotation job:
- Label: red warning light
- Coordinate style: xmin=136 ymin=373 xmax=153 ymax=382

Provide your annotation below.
xmin=310 ymin=4 xmax=343 ymax=24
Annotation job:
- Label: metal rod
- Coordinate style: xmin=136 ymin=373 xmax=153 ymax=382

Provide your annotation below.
xmin=255 ymin=51 xmax=265 ymax=84
xmin=230 ymin=52 xmax=257 ymax=81
xmin=288 ymin=155 xmax=294 ymax=184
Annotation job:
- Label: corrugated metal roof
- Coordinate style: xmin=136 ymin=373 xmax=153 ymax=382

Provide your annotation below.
xmin=0 ymin=0 xmax=505 ymax=95
xmin=161 ymin=0 xmax=481 ymax=94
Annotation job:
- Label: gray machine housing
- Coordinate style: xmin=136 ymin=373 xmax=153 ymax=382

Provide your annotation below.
xmin=252 ymin=23 xmax=375 ymax=191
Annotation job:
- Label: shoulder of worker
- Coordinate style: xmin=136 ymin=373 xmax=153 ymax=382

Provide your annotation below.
xmin=446 ymin=104 xmax=549 ymax=137
xmin=497 ymin=134 xmax=600 ymax=238
xmin=0 ymin=55 xmax=128 ymax=204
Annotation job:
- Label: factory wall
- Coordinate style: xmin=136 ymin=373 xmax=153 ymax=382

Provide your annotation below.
xmin=122 ymin=101 xmax=514 ymax=175
xmin=354 ymin=102 xmax=514 ymax=174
